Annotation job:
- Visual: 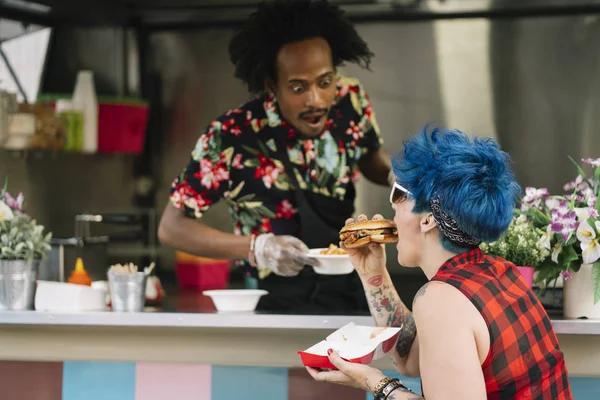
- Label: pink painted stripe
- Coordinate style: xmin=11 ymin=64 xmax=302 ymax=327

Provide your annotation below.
xmin=135 ymin=363 xmax=211 ymax=400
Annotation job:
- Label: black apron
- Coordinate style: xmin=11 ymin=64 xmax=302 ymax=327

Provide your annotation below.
xmin=256 ymin=134 xmax=368 ymax=315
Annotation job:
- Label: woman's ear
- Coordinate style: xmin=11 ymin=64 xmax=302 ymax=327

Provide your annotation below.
xmin=420 ymin=213 xmax=437 ymax=233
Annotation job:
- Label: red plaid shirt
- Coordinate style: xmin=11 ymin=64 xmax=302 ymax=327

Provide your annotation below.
xmin=431 ymin=248 xmax=572 ymax=399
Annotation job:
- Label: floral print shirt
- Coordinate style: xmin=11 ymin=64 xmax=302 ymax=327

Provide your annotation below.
xmin=170 ymin=76 xmax=383 ymax=278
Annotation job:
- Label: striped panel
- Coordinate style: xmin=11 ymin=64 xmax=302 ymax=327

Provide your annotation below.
xmin=62 ymin=361 xmax=136 ymax=400
xmin=212 ymin=366 xmax=288 ymax=400
xmin=136 ymin=363 xmax=211 ymax=400
xmin=570 ymin=377 xmax=600 ymax=400
xmin=0 ymin=360 xmax=63 ymax=400
xmin=288 ymin=367 xmax=365 ymax=400
xmin=366 ymin=371 xmax=422 ymax=400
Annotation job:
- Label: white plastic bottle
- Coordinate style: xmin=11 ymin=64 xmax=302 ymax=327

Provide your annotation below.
xmin=72 ymin=70 xmax=98 ymax=153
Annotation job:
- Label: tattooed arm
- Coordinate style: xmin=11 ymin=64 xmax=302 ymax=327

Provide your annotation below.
xmin=362 ymin=269 xmax=423 ymax=377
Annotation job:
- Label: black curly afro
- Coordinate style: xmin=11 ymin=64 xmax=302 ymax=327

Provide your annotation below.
xmin=228 ymin=0 xmax=374 ymax=93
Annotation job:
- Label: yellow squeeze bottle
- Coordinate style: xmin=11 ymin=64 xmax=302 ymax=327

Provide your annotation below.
xmin=68 ymin=257 xmax=92 ymax=286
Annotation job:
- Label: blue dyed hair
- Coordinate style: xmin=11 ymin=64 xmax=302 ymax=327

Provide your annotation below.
xmin=392 ymin=126 xmax=522 ymax=254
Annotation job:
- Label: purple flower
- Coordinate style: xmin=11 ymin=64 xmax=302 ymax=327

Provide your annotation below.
xmin=563 ymin=175 xmax=584 ymax=191
xmin=590 ymin=208 xmax=599 ymax=219
xmin=582 ymin=158 xmax=600 ymax=167
xmin=561 ymin=271 xmax=573 ymax=281
xmin=3 ymin=192 xmax=24 ymax=213
xmin=522 ymin=187 xmax=550 ymax=210
xmin=550 ymin=209 xmax=578 ymax=241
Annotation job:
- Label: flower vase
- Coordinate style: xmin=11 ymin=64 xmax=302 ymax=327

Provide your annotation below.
xmin=0 ymin=259 xmax=39 ymax=310
xmin=516 ymin=266 xmax=534 ymax=288
xmin=563 ymin=264 xmax=600 ymax=319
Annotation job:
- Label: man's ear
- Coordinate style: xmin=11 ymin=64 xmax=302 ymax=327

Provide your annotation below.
xmin=264 ymin=78 xmax=276 ymax=96
xmin=420 ymin=213 xmax=437 ymax=233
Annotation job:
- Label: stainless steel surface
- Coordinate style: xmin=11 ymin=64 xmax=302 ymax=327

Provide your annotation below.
xmin=0 ymin=260 xmax=38 ymax=310
xmin=108 ymin=270 xmax=148 ymax=312
xmin=0 ymin=309 xmax=597 ymax=335
xmin=38 ymin=237 xmax=109 ymax=282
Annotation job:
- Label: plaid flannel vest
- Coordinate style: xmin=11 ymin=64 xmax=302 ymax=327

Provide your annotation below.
xmin=431 ymin=249 xmax=572 ymax=400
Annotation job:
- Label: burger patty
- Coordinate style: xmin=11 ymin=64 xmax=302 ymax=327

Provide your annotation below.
xmin=340 ymin=228 xmax=397 ymax=244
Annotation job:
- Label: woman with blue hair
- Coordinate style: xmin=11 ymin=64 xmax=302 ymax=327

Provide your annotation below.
xmin=308 ymin=127 xmax=572 ymax=399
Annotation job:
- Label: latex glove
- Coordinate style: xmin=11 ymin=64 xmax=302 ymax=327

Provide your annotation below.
xmin=254 ymin=233 xmax=320 ymax=277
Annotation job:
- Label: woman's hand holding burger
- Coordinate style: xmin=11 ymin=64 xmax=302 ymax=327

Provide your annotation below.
xmin=339 ymin=214 xmax=395 ymax=278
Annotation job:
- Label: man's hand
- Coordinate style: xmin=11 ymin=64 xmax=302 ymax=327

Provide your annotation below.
xmin=254 ymin=233 xmax=319 ymax=276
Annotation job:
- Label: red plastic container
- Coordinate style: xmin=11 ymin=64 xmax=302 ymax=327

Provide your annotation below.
xmin=37 ymin=95 xmax=149 ymax=154
xmin=175 ymin=252 xmax=230 ymax=290
xmin=97 ymin=102 xmax=148 ymax=154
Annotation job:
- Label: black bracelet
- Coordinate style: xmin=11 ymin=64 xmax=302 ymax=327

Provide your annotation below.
xmin=374 ymin=378 xmax=400 ymax=400
xmin=385 ymin=381 xmax=416 ymax=399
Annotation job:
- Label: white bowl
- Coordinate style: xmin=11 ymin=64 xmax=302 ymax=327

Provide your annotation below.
xmin=202 ymin=289 xmax=268 ymax=312
xmin=35 ymin=280 xmax=107 ymax=312
xmin=308 ymin=249 xmax=355 ymax=275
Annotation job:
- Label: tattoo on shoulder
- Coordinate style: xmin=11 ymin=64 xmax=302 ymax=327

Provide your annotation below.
xmin=413 ymin=282 xmax=430 ymax=300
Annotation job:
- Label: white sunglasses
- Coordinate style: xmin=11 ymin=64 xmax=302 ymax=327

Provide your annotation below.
xmin=390 ymin=182 xmax=411 ymax=204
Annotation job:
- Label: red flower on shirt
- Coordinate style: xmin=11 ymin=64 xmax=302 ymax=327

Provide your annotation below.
xmin=276 ymin=199 xmax=297 ymax=220
xmin=195 ymin=158 xmax=229 ymax=190
xmin=254 ymin=154 xmax=282 ymax=189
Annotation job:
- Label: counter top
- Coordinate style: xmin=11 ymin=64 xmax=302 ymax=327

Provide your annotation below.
xmin=0 ymin=309 xmax=599 ymax=335
xmin=1 ymin=292 xmax=600 ymax=375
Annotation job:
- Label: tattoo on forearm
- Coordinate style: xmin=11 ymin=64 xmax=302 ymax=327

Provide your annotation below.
xmin=367 ymin=284 xmax=409 ymax=328
xmin=367 ymin=274 xmax=383 ymax=286
xmin=395 ymin=314 xmax=417 ymax=357
xmin=366 ymin=282 xmax=418 ymax=359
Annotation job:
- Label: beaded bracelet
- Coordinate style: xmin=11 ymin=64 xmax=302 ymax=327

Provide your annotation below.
xmin=373 ymin=377 xmax=397 ymax=399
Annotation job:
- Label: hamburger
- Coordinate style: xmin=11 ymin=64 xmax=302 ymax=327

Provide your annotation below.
xmin=339 ymin=219 xmax=398 ymax=249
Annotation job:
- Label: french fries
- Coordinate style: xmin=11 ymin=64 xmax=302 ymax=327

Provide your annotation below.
xmin=109 ymin=262 xmax=139 ymax=275
xmin=320 ymin=244 xmax=347 ymax=255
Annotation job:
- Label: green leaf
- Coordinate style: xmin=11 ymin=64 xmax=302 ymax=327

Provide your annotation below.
xmin=254 ymin=206 xmax=275 ymax=218
xmin=236 ymin=194 xmax=256 ymax=203
xmin=257 ymin=141 xmax=270 ymax=156
xmin=559 ymin=244 xmax=579 ymax=269
xmin=593 ymin=164 xmax=600 ymax=193
xmin=567 ymin=155 xmax=593 ymax=188
xmin=243 ymin=159 xmax=261 ymax=168
xmin=592 ymin=261 xmax=600 ymax=305
xmin=241 ymin=145 xmax=260 ymax=156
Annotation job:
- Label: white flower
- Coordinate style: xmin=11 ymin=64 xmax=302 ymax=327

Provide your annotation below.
xmin=578 ymin=220 xmax=600 ymax=264
xmin=551 ymin=243 xmax=562 ymax=263
xmin=538 ymin=225 xmax=552 ymax=250
xmin=574 ymin=207 xmax=591 ymax=222
xmin=0 ymin=200 xmax=14 ymax=221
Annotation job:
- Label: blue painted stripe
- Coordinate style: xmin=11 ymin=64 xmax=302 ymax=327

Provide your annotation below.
xmin=366 ymin=370 xmax=422 ymax=400
xmin=63 ymin=361 xmax=136 ymax=400
xmin=212 ymin=366 xmax=288 ymax=400
xmin=570 ymin=377 xmax=600 ymax=400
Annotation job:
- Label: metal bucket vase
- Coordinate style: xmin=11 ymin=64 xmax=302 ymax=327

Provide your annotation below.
xmin=563 ymin=264 xmax=600 ymax=319
xmin=0 ymin=260 xmax=39 ymax=310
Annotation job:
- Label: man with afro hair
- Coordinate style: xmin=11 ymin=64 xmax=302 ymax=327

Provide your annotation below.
xmin=159 ymin=0 xmax=392 ymax=313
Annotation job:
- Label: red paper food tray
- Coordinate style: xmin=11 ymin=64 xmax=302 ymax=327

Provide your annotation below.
xmin=298 ymin=323 xmax=401 ymax=369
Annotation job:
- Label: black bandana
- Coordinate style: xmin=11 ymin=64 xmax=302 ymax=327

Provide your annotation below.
xmin=429 ymin=198 xmax=481 ymax=248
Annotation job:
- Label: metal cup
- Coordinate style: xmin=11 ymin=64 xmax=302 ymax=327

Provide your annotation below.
xmin=108 ymin=270 xmax=147 ymax=312
xmin=0 ymin=260 xmax=39 ymax=311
